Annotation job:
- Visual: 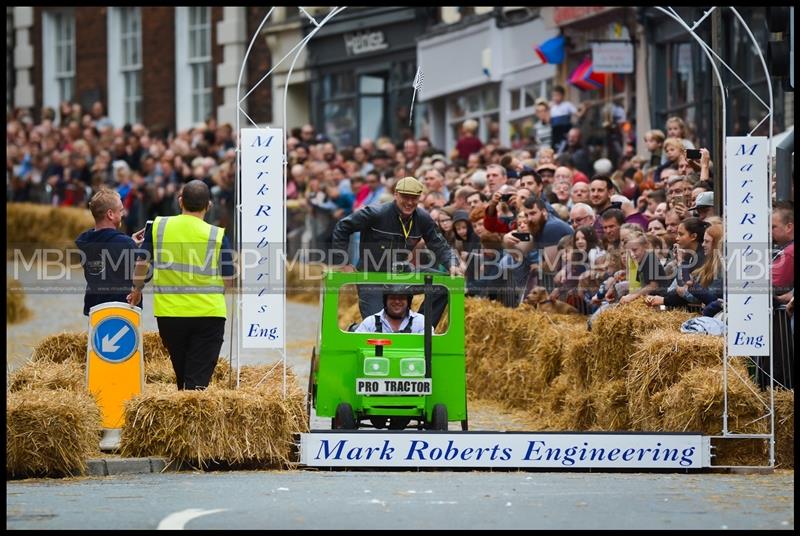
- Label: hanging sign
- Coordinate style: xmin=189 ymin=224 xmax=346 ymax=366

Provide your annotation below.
xmin=591 ymin=42 xmax=634 ymax=73
xmin=725 ymin=136 xmax=770 ymax=356
xmin=240 ymin=128 xmax=285 ymax=349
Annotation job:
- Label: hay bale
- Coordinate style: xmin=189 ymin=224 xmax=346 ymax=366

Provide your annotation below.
xmin=285 ymin=262 xmax=326 ymax=304
xmin=659 ymin=362 xmax=764 ymax=435
xmin=557 ymin=389 xmax=595 ymax=431
xmin=6 ymin=202 xmax=95 ymax=248
xmin=119 ymin=372 xmax=307 ymax=469
xmin=560 ymin=332 xmax=594 ymax=390
xmin=6 ymin=389 xmax=101 ymax=478
xmin=464 ymin=298 xmax=582 ymax=407
xmin=593 ymin=379 xmax=630 ymax=430
xmin=590 ymin=302 xmax=695 ymax=383
xmin=142 ymin=332 xmax=170 ymax=362
xmin=31 ymin=332 xmax=87 ymax=363
xmin=145 ymin=357 xmax=233 ymax=387
xmin=7 ymin=279 xmax=32 ymax=324
xmin=774 ymin=389 xmax=794 ymax=468
xmin=712 ymin=437 xmax=768 ymax=467
xmin=626 ymin=330 xmax=724 ymax=430
xmin=8 ymin=361 xmax=85 ymax=392
xmin=31 ymin=330 xmax=175 ymax=365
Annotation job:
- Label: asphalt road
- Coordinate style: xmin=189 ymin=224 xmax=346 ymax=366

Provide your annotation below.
xmin=6 ymin=261 xmax=794 ymax=530
xmin=6 ymin=470 xmax=794 ymax=530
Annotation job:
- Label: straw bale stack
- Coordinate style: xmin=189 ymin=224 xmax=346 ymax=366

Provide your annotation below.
xmin=142 ymin=332 xmax=170 ymax=362
xmin=557 ymin=388 xmax=596 ymax=431
xmin=31 ymin=332 xmax=88 ymax=363
xmin=774 ymin=389 xmax=794 ymax=468
xmin=559 ymin=332 xmax=594 ymax=390
xmin=592 ymin=379 xmax=630 ymax=430
xmin=626 ymin=330 xmax=724 ymax=430
xmin=6 ymin=202 xmax=94 ymax=248
xmin=120 ymin=364 xmax=307 ymax=469
xmin=658 ymin=361 xmax=763 ymax=437
xmin=285 ymin=262 xmax=326 ymax=304
xmin=8 ymin=361 xmax=85 ymax=392
xmin=32 ymin=331 xmax=172 ymax=365
xmin=7 ymin=279 xmax=32 ymax=324
xmin=465 ymin=299 xmax=571 ymax=402
xmin=7 ymin=389 xmax=102 ymax=478
xmin=590 ymin=302 xmax=695 ymax=384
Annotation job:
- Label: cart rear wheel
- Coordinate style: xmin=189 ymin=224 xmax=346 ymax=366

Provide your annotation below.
xmin=429 ymin=403 xmax=448 ymax=431
xmin=333 ymin=402 xmax=357 ymax=430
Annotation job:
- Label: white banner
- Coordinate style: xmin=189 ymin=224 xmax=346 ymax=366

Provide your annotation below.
xmin=300 ymin=433 xmax=707 ymax=469
xmin=240 ymin=128 xmax=285 ymax=349
xmin=591 ymin=42 xmax=634 ymax=73
xmin=725 ymin=136 xmax=770 ymax=356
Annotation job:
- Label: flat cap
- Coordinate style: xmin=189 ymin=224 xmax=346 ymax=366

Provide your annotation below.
xmin=395 ymin=176 xmax=424 ymax=195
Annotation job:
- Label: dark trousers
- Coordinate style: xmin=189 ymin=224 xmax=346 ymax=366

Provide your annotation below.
xmin=157 ymin=316 xmax=226 ymax=390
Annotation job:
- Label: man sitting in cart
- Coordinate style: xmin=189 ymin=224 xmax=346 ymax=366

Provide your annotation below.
xmin=355 ymin=287 xmax=425 ymax=334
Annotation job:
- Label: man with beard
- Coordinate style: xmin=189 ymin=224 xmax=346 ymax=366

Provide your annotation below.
xmin=501 ymin=197 xmax=574 ymax=304
xmin=355 ymin=288 xmax=425 ymax=333
xmin=589 ymin=175 xmax=621 ymax=241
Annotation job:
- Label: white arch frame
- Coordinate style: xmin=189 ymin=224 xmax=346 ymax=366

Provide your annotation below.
xmin=654 ymin=6 xmax=775 ymax=468
xmin=231 ymin=7 xmax=347 ymax=397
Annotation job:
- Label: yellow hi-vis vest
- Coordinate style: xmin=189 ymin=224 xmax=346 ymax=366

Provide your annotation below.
xmin=152 ymin=214 xmax=227 ymax=318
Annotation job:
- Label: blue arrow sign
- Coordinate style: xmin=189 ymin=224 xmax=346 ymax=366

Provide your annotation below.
xmin=92 ymin=316 xmax=138 ymax=363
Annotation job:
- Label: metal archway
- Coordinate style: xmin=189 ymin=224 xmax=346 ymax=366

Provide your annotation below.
xmin=654 ymin=6 xmax=775 ymax=468
xmin=231 ymin=7 xmax=347 ymax=396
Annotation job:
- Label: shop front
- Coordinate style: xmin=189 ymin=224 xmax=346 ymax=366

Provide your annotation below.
xmin=305 ymin=7 xmax=432 ymax=148
xmin=418 ymin=12 xmax=558 ymax=154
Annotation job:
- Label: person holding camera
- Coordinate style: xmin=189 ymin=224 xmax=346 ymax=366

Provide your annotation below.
xmin=331 ymin=176 xmax=464 ymax=327
xmin=501 ymin=197 xmax=574 ymax=304
xmin=76 ymin=188 xmax=144 ymax=316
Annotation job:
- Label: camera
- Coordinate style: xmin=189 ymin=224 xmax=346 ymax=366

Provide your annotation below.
xmin=500 ymin=194 xmax=513 ymax=203
xmin=686 ymin=149 xmax=701 ymax=160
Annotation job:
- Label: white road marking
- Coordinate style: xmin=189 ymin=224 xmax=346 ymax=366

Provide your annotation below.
xmin=157 ymin=508 xmax=228 ymax=530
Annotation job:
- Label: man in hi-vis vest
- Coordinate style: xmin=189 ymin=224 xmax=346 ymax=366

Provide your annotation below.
xmin=127 ymin=180 xmax=234 ymax=390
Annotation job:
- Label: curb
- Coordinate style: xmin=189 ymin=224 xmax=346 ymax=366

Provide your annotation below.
xmin=86 ymin=457 xmax=171 ymax=477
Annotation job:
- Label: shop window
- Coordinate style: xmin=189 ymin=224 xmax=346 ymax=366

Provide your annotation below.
xmin=359 ymin=73 xmax=386 ymax=142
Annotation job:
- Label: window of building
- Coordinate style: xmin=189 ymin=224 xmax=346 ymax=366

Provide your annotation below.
xmin=188 ymin=7 xmax=212 ymax=124
xmin=507 ymin=78 xmax=552 ymax=149
xmin=447 ymin=85 xmax=500 ymax=148
xmin=319 ymin=72 xmax=357 ymax=148
xmin=54 ymin=12 xmax=75 ymax=103
xmin=43 ymin=9 xmax=75 ymax=111
xmin=108 ymin=7 xmax=143 ymax=126
xmin=119 ymin=8 xmax=142 ymax=124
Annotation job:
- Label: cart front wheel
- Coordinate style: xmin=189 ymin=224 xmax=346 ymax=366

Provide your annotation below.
xmin=333 ymin=402 xmax=357 ymax=430
xmin=429 ymin=403 xmax=448 ymax=431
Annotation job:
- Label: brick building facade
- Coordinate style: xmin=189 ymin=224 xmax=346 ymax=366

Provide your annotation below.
xmin=11 ymin=6 xmax=270 ymax=133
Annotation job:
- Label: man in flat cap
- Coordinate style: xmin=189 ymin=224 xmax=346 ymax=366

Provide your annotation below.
xmin=331 ymin=176 xmax=463 ymax=327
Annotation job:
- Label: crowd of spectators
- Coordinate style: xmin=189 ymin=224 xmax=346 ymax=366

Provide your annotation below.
xmin=6 ymin=101 xmax=236 ymax=239
xmin=6 ymin=89 xmax=793 ymax=389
